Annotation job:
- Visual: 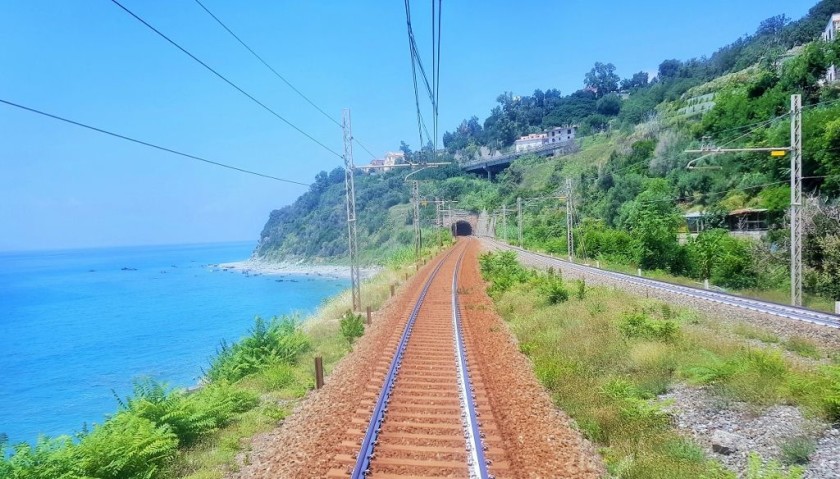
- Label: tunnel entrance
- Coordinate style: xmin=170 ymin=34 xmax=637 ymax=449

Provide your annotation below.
xmin=452 ymin=220 xmax=473 ymax=236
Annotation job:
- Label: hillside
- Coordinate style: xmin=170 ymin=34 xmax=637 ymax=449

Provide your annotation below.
xmin=256 ymin=0 xmax=840 ymax=304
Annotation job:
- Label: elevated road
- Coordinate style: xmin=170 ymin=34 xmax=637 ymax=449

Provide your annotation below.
xmin=461 ymin=141 xmax=578 ymax=178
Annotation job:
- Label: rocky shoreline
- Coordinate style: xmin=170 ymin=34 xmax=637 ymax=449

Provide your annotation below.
xmin=212 ymin=258 xmax=380 ymax=280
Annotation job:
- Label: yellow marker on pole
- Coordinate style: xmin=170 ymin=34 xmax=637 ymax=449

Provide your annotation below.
xmin=771 ymin=150 xmax=787 ymax=157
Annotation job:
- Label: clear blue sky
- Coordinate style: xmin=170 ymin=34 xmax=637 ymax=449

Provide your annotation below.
xmin=0 ymin=0 xmax=817 ymax=251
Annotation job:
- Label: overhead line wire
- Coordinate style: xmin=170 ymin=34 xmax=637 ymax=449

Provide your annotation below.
xmin=109 ymin=0 xmax=342 ymax=159
xmin=404 ymin=0 xmax=426 ymax=152
xmin=434 ymin=0 xmax=442 ymax=156
xmin=192 ymin=0 xmax=381 ymax=161
xmin=192 ymin=0 xmax=341 ymax=128
xmin=0 ymin=98 xmax=310 ymax=186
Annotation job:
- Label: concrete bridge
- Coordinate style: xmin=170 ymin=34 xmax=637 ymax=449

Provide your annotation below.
xmin=461 ymin=141 xmax=579 ymax=179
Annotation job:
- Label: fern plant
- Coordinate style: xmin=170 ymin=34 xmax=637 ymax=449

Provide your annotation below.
xmin=78 ymin=412 xmax=177 ymax=479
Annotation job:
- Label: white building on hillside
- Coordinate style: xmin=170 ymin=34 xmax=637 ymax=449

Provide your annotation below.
xmin=514 ymin=133 xmax=547 ymax=153
xmin=383 ymin=151 xmax=404 ymax=171
xmin=514 ymin=125 xmax=577 ymax=153
xmin=546 ymin=125 xmax=577 ymax=144
xmin=822 ymin=13 xmax=840 ymax=82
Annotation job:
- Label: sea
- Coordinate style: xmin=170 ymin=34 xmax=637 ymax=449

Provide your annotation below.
xmin=0 ymin=241 xmax=348 ymax=445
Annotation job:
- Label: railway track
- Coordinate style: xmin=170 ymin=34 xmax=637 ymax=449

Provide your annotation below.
xmin=483 ymin=237 xmax=840 ymax=330
xmin=328 ymin=238 xmax=508 ymax=478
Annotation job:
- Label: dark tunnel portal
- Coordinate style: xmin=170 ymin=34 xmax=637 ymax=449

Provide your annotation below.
xmin=453 ymin=220 xmax=473 ymax=236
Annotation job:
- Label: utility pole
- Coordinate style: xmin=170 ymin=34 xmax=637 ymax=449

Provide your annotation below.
xmin=517 ymin=197 xmax=523 ymax=246
xmin=790 ymin=94 xmax=803 ymax=307
xmin=412 ymin=180 xmax=421 ymax=258
xmin=342 ymin=109 xmax=361 ymax=311
xmin=566 ymin=178 xmax=574 ymax=262
xmin=502 ymin=204 xmax=507 ymax=243
xmin=684 ymin=94 xmax=802 ymax=306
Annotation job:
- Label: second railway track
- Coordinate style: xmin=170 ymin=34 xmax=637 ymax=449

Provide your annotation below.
xmin=483 ymin=238 xmax=840 ymax=330
xmin=328 ymin=238 xmax=508 ymax=478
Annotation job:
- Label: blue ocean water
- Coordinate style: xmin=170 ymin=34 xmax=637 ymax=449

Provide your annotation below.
xmin=0 ymin=241 xmax=347 ymax=445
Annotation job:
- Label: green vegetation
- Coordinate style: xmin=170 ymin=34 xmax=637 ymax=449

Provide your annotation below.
xmin=339 ymin=310 xmax=365 ymax=347
xmin=747 ymin=453 xmax=805 ymax=479
xmin=480 ymin=251 xmax=836 ymax=477
xmin=256 ymin=1 xmax=840 ymax=310
xmin=0 ymin=244 xmax=450 ymax=478
xmin=779 ymin=436 xmax=816 ymax=466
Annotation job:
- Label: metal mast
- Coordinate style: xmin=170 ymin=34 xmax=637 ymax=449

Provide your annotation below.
xmin=342 ymin=109 xmax=361 ymax=311
xmin=684 ymin=94 xmax=803 ymax=307
xmin=502 ymin=204 xmax=507 ymax=243
xmin=790 ymin=94 xmax=803 ymax=307
xmin=412 ymin=180 xmax=421 ymax=258
xmin=566 ymin=178 xmax=574 ymax=261
xmin=517 ymin=197 xmax=523 ymax=246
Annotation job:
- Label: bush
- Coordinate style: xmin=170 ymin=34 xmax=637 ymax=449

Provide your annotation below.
xmin=206 ymin=316 xmax=311 ymax=383
xmin=1 ymin=436 xmax=83 ymax=479
xmin=619 ymin=311 xmax=679 ymax=341
xmin=536 ymin=274 xmax=569 ymax=304
xmin=78 ymin=412 xmax=178 ymax=479
xmin=339 ymin=310 xmax=365 ymax=347
xmin=779 ymin=436 xmax=816 ymax=466
xmin=119 ymin=379 xmax=258 ymax=446
xmin=479 ymin=252 xmax=530 ymax=296
xmin=576 ymin=279 xmax=586 ymax=300
xmin=820 ymin=365 xmax=840 ymax=422
xmin=745 ymin=452 xmax=804 ymax=479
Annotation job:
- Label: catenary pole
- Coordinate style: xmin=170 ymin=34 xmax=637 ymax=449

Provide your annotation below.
xmin=790 ymin=94 xmax=803 ymax=306
xmin=342 ymin=109 xmax=361 ymax=311
xmin=517 ymin=197 xmax=523 ymax=246
xmin=684 ymin=94 xmax=802 ymax=306
xmin=566 ymin=178 xmax=574 ymax=261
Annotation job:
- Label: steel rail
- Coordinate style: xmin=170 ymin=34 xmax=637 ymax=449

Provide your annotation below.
xmin=485 ymin=238 xmax=840 ymax=330
xmin=351 ymin=242 xmax=466 ymax=478
xmin=450 ymin=241 xmax=490 ymax=478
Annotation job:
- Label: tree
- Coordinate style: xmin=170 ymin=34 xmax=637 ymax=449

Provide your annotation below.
xmin=621 ymin=71 xmax=649 ymax=90
xmin=399 ymin=141 xmax=412 ymax=159
xmin=584 ymin=62 xmax=620 ymax=97
xmin=620 ymin=179 xmax=683 ymax=271
xmin=658 ymin=59 xmax=682 ymax=80
xmin=687 ymin=229 xmax=727 ymax=280
xmin=756 ymin=14 xmax=790 ymax=39
xmin=596 ymin=94 xmax=622 ymax=116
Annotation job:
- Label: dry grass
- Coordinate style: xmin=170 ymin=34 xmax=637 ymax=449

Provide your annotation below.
xmin=488 ymin=262 xmax=837 ymax=478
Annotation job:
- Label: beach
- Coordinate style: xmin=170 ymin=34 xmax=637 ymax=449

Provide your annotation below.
xmin=214 ymin=258 xmax=380 ymax=280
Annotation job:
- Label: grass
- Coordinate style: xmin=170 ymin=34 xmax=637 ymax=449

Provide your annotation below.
xmin=779 ymin=436 xmax=816 ymax=466
xmin=531 ymin=247 xmax=837 ymax=315
xmin=173 ymin=240 xmax=453 ymax=478
xmin=480 ymin=251 xmax=836 ymax=478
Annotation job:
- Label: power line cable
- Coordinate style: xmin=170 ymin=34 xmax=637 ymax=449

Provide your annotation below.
xmin=110 ymin=0 xmax=342 ymax=159
xmin=404 ymin=0 xmax=426 ymax=153
xmin=193 ymin=0 xmax=340 ymax=128
xmin=192 ymin=0 xmax=380 ymax=161
xmin=435 ymin=0 xmax=442 ymax=154
xmin=0 ymin=98 xmax=310 ymax=186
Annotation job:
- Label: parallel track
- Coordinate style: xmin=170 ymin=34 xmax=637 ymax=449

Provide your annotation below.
xmin=329 ymin=239 xmax=503 ymax=478
xmin=484 ymin=238 xmax=840 ymax=329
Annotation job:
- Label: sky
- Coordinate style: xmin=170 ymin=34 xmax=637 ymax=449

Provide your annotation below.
xmin=0 ymin=0 xmax=819 ymax=251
